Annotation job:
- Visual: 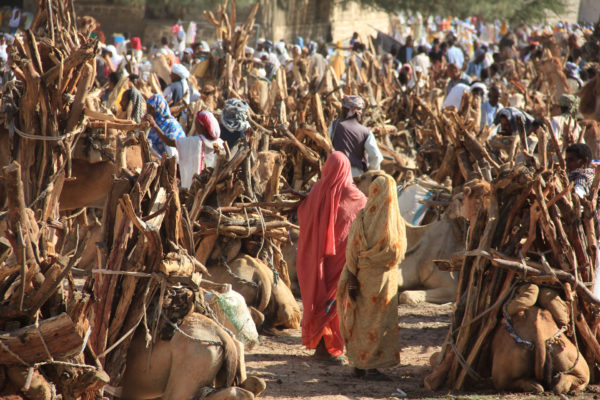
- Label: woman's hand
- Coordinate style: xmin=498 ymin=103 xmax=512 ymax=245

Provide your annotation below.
xmin=143 ymin=113 xmax=157 ymax=128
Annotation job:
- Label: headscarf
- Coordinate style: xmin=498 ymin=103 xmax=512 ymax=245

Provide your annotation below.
xmin=494 ymin=107 xmax=534 ymax=134
xmin=221 ymin=98 xmax=251 ymax=133
xmin=296 ymin=152 xmax=367 ymax=347
xmin=171 ymin=63 xmax=190 ymax=104
xmin=198 ymin=41 xmax=210 ymax=53
xmin=307 ymin=41 xmax=318 ymax=55
xmin=171 ymin=63 xmax=190 ymax=80
xmin=295 ymin=36 xmax=304 ymax=48
xmin=196 ymin=110 xmax=221 ymax=140
xmin=565 ymin=61 xmax=583 ymax=87
xmin=130 ymin=37 xmax=142 ymax=51
xmin=105 ymin=45 xmax=123 ymax=69
xmin=275 ymin=41 xmax=290 ymax=65
xmin=342 ymin=95 xmax=365 ymax=119
xmin=558 ymin=93 xmax=580 ymax=117
xmin=146 ymin=94 xmax=185 ymax=156
xmin=354 ymin=175 xmax=405 ymax=267
xmin=469 ymin=82 xmax=488 ymax=98
xmin=123 ymin=87 xmax=145 ymax=123
xmin=171 ymin=24 xmax=182 ymax=34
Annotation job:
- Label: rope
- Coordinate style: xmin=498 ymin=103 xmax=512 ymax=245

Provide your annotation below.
xmin=553 ymin=298 xmax=581 ymax=379
xmin=162 ymin=316 xmax=222 ymax=347
xmin=0 ymin=330 xmax=96 ymax=371
xmin=10 ymin=120 xmax=82 ymax=141
xmin=34 ymin=315 xmax=55 ymax=363
xmin=447 ymin=328 xmax=485 ymax=382
xmin=222 ymin=259 xmax=258 ymax=288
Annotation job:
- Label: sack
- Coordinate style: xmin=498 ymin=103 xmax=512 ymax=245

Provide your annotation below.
xmin=205 ymin=287 xmax=259 ymax=349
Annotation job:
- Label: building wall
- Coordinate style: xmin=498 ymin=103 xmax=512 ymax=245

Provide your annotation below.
xmin=73 ymin=2 xmax=146 ymax=38
xmin=263 ymin=0 xmax=390 ymax=44
xmin=579 ymin=0 xmax=600 ymax=24
xmin=330 ymin=1 xmax=390 ymax=44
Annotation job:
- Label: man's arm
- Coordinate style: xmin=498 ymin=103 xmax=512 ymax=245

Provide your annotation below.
xmin=364 ymin=131 xmax=383 ymax=171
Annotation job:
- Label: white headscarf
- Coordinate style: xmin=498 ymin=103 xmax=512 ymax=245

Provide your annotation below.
xmin=171 ymin=63 xmax=190 ymax=104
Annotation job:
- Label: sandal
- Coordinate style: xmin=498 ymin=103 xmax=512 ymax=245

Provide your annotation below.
xmin=363 ymin=369 xmax=392 ymax=381
xmin=321 ymin=355 xmax=347 ymax=365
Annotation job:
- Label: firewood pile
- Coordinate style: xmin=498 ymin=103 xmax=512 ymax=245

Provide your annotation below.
xmin=423 ymin=142 xmax=600 ymax=390
xmin=3 ymin=0 xmax=598 ymax=398
xmin=0 ymin=1 xmax=206 ymax=399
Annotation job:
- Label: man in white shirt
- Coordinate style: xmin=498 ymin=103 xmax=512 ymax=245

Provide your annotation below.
xmin=446 ymin=39 xmax=465 ymax=69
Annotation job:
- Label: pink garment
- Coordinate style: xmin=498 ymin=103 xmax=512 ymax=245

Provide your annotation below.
xmin=296 ymin=152 xmax=367 ymax=354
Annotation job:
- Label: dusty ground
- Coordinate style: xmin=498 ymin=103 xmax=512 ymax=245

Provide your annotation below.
xmin=246 ymin=302 xmax=600 ymax=400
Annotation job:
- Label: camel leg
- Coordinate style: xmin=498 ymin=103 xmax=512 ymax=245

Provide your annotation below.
xmin=397 ymin=265 xmax=420 ymax=292
xmin=398 ymin=287 xmax=455 ymax=305
xmin=553 ymin=373 xmax=587 ymax=394
xmin=235 ymin=339 xmax=247 ymax=383
xmin=510 ymin=378 xmax=544 ymax=393
xmin=205 ymin=387 xmax=255 ymax=400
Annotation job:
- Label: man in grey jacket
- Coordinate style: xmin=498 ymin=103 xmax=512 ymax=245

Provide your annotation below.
xmin=328 ymin=95 xmax=383 ymax=177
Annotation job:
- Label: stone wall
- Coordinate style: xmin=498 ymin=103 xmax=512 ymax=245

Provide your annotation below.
xmin=330 ymin=1 xmax=390 ymax=44
xmin=261 ymin=0 xmax=391 ymax=44
xmin=74 ymin=2 xmax=146 ymax=38
xmin=579 ymin=0 xmax=600 ymax=24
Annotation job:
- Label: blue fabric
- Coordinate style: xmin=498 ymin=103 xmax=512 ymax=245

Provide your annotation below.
xmin=465 ymin=60 xmax=484 ymax=79
xmin=147 ymin=94 xmax=185 ymax=156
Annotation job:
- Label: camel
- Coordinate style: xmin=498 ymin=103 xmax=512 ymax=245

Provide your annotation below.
xmin=121 ymin=312 xmax=266 ymax=400
xmin=579 ymin=75 xmax=600 ymax=121
xmin=205 ymin=255 xmax=301 ymax=330
xmin=491 ymin=284 xmax=589 ymax=394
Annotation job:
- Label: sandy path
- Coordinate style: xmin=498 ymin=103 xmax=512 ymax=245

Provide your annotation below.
xmin=245 ymin=302 xmax=598 ymax=399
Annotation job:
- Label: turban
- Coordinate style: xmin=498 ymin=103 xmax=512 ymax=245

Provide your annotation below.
xmin=196 ymin=111 xmax=221 ymax=140
xmin=171 ymin=63 xmax=190 ymax=80
xmin=221 ymin=98 xmax=251 ymax=132
xmin=342 ymin=95 xmax=365 ymax=119
xmin=558 ymin=94 xmax=580 ymax=117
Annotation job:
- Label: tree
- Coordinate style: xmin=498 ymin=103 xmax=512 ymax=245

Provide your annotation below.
xmin=355 ymin=0 xmax=567 ymax=25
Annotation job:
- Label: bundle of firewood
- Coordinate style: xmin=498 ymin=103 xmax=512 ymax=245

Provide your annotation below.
xmin=425 ymin=153 xmax=600 ymax=390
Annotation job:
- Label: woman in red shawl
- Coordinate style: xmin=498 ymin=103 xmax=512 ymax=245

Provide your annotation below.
xmin=296 ymin=152 xmax=367 ymax=363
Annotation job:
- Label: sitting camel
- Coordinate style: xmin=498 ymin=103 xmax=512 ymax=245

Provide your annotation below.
xmin=205 ymin=255 xmax=301 ymax=330
xmin=120 ymin=312 xmax=266 ymax=400
xmin=491 ymin=284 xmax=589 ymax=394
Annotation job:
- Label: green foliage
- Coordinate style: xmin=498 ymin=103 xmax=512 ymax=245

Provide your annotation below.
xmin=105 ymin=0 xmax=256 ymax=20
xmin=355 ymin=0 xmax=567 ymax=24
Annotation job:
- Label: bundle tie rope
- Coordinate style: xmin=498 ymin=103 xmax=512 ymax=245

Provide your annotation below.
xmin=162 ymin=316 xmax=222 ymax=347
xmin=10 ymin=120 xmax=82 ymax=141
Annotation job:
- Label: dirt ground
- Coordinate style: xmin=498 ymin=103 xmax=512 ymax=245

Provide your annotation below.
xmin=246 ymin=302 xmax=600 ymax=400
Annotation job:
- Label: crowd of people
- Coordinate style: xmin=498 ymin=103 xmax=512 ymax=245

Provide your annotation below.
xmin=2 ymin=9 xmax=600 ymax=382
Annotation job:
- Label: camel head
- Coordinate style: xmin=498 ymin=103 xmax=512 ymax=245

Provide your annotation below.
xmin=579 ymin=75 xmax=600 ymax=121
xmin=353 ymin=170 xmax=387 ymax=197
xmin=458 ymin=179 xmax=492 ymax=226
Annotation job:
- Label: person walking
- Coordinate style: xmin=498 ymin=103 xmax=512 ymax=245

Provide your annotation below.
xmin=296 ymin=152 xmax=367 ymax=364
xmin=337 ymin=174 xmax=406 ymax=380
